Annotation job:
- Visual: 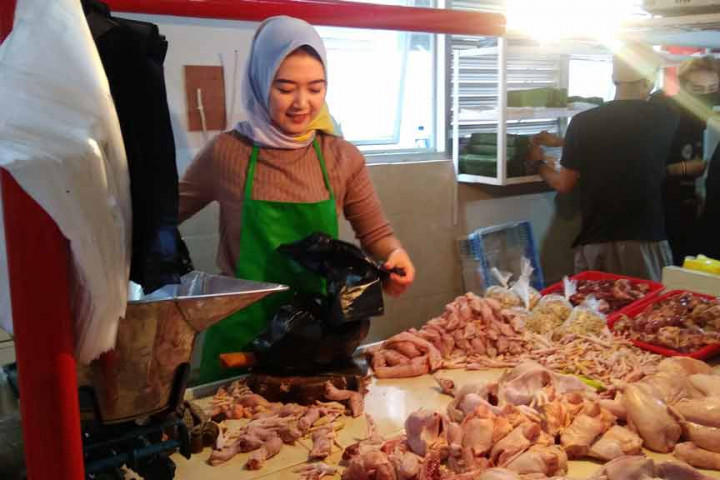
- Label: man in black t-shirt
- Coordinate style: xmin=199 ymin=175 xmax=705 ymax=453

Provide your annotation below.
xmin=531 ymin=43 xmax=677 ymax=281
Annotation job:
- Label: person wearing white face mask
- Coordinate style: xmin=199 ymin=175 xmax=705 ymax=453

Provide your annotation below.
xmin=650 ymin=57 xmax=717 ymax=264
xmin=178 ymin=16 xmax=416 ymax=383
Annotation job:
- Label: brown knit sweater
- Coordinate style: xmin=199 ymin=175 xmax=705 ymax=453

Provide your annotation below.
xmin=179 ymin=131 xmax=393 ymax=276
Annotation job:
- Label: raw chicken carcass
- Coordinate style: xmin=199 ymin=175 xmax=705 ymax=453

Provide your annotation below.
xmin=504 ymin=445 xmax=568 ymax=476
xmin=390 ymin=451 xmax=422 ymax=480
xmin=690 ymin=374 xmax=720 ymax=397
xmin=674 ymin=442 xmax=720 ymax=471
xmin=561 ymin=410 xmax=613 ymax=459
xmin=498 ymin=361 xmax=592 ymax=407
xmin=624 ymin=383 xmax=681 ymax=453
xmin=539 ymin=398 xmax=572 ymax=437
xmin=461 ymin=412 xmax=494 ymax=456
xmin=654 ymin=459 xmax=716 ymax=480
xmin=446 ymin=420 xmax=464 ymax=457
xmin=384 ymin=331 xmax=443 ymax=371
xmin=325 ymin=382 xmax=364 ymax=418
xmin=681 ymin=420 xmax=720 ymax=453
xmin=342 ymin=450 xmax=395 ymax=480
xmin=490 ymin=422 xmax=541 ymax=466
xmin=383 ymin=349 xmax=410 ymax=367
xmin=497 ymin=362 xmax=554 ymax=406
xmin=374 ymin=358 xmax=430 ymax=379
xmin=588 ymin=455 xmax=655 ymax=480
xmin=588 ymin=425 xmax=643 ymax=461
xmin=310 ymin=427 xmax=335 ymax=459
xmin=599 ymin=394 xmax=627 ymax=422
xmin=658 ymin=357 xmax=714 ymax=376
xmin=295 ymin=463 xmax=338 ymax=480
xmin=434 ymin=375 xmax=456 ymax=396
xmin=476 ymin=469 xmax=521 ymax=480
xmin=277 ymin=421 xmax=303 ymax=444
xmin=447 ymin=382 xmax=499 ymax=422
xmin=208 ymin=432 xmax=266 ymax=466
xmin=640 ymin=370 xmax=702 ymax=405
xmin=392 ymin=341 xmax=422 ymax=358
xmin=405 ymin=410 xmax=442 ymax=457
xmin=298 ymin=407 xmax=321 ymax=434
xmin=671 ymin=397 xmax=720 ymax=428
xmin=589 ymin=455 xmax=714 ymax=480
xmin=246 ymin=434 xmax=283 ymax=470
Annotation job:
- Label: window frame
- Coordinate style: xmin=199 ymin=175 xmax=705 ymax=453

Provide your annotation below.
xmin=317 ymin=20 xmax=446 ymax=159
xmin=361 ymin=31 xmax=449 ymax=163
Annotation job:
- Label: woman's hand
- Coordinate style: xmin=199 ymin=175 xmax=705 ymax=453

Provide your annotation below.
xmin=383 ymin=248 xmax=415 ymax=297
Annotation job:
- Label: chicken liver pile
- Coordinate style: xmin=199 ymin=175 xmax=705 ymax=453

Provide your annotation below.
xmin=614 ymin=293 xmax=720 ymax=352
xmin=368 ymin=292 xmax=659 ymax=385
xmin=569 ymin=278 xmax=651 ymax=314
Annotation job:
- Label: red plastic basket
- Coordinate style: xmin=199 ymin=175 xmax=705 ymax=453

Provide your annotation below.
xmin=607 ymin=290 xmax=720 ymax=360
xmin=540 ymin=271 xmax=664 ymax=316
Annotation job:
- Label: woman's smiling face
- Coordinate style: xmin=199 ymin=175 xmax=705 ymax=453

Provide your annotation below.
xmin=269 ymin=48 xmax=327 ymax=136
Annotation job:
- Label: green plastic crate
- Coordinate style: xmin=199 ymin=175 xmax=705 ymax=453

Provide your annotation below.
xmin=459 ymin=154 xmax=526 ymax=177
xmin=507 ymin=87 xmax=568 ymax=108
xmin=468 ymin=133 xmax=531 ymax=147
xmin=466 ymin=144 xmax=523 ymax=156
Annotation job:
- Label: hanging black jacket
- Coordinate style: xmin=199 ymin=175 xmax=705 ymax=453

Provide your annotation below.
xmin=83 ymin=0 xmax=192 ymax=293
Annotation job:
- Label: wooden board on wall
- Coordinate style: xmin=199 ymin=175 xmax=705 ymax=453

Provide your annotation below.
xmin=184 ymin=65 xmax=226 ymax=131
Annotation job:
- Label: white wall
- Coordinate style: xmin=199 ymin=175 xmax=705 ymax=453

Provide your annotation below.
xmin=117 ymin=13 xmax=581 ymax=345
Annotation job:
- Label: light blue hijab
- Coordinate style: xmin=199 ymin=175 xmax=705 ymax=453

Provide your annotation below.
xmin=235 ymin=16 xmax=335 ymax=149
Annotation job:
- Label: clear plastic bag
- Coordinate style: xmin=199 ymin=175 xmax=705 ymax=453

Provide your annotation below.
xmin=527 ymin=294 xmax=573 ymax=335
xmin=511 ymin=257 xmax=541 ymax=310
xmin=486 ymin=268 xmax=523 ymax=309
xmin=554 ymin=295 xmax=609 ymax=339
xmin=563 ymin=276 xmax=577 ymax=300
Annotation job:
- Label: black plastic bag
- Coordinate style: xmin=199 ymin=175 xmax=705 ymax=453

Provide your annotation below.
xmin=276 ymin=232 xmax=384 ymax=325
xmin=252 ymin=294 xmax=370 ymax=374
xmin=251 ymin=233 xmax=384 ymax=373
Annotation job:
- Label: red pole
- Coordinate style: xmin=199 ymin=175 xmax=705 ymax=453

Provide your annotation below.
xmin=1 ymin=172 xmax=85 ymax=479
xmin=104 ymin=0 xmax=506 ymax=36
xmin=1 ymin=1 xmax=86 ymax=477
xmin=0 ymin=0 xmax=16 ymax=44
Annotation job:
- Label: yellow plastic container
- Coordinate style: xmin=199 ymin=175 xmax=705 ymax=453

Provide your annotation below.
xmin=684 ymin=255 xmax=720 ymax=276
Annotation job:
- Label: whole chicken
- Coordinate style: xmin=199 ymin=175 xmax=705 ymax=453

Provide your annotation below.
xmin=624 ymin=383 xmax=681 ymax=453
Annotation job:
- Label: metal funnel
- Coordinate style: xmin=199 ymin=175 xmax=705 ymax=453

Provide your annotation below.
xmin=133 ymin=271 xmax=288 ymax=331
xmin=81 ymin=271 xmax=287 ymax=424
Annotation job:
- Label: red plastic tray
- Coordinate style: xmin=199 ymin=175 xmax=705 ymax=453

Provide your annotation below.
xmin=607 ymin=289 xmax=720 ymax=360
xmin=540 ymin=270 xmax=664 ymax=317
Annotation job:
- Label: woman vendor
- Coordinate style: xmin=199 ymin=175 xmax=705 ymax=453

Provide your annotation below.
xmin=179 ymin=16 xmax=416 ymax=383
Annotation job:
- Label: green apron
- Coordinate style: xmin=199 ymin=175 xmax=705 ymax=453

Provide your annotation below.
xmin=198 ymin=138 xmax=339 ymax=383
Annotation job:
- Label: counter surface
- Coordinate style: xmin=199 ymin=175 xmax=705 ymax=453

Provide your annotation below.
xmin=172 ymin=368 xmax=720 ymax=479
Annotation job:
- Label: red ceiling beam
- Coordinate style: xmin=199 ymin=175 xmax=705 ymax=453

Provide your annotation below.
xmin=104 ymin=0 xmax=505 ymax=36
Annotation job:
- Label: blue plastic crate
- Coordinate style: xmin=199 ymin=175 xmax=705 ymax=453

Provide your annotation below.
xmin=459 ymin=221 xmax=544 ymax=292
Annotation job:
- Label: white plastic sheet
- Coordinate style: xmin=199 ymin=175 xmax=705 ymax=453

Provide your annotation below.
xmin=0 ymin=0 xmax=131 ymax=363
